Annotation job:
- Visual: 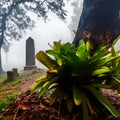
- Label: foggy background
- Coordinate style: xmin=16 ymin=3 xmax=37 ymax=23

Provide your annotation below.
xmin=1 ymin=0 xmax=83 ymax=71
xmin=1 ymin=0 xmax=120 ymax=72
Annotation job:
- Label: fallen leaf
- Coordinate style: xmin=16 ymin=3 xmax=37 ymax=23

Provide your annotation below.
xmin=18 ymin=104 xmax=29 ymax=110
xmin=40 ymin=103 xmax=45 ymax=108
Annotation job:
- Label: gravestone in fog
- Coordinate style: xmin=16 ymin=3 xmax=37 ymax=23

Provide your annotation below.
xmin=24 ymin=37 xmax=37 ymax=70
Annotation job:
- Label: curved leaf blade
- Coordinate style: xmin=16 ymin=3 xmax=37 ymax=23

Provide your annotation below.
xmin=112 ymin=76 xmax=120 ymax=83
xmin=87 ymin=86 xmax=120 ymax=118
xmin=76 ymin=42 xmax=87 ymax=61
xmin=73 ymin=85 xmax=82 ymax=106
xmin=31 ymin=76 xmax=48 ymax=92
xmin=36 ymin=51 xmax=58 ymax=69
xmin=47 ymin=50 xmax=63 ymax=66
xmin=92 ymin=67 xmax=111 ymax=76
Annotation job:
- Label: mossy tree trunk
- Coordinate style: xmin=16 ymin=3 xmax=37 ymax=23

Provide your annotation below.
xmin=73 ymin=0 xmax=120 ymax=49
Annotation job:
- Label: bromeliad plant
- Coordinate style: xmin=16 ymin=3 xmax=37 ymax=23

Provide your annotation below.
xmin=31 ymin=36 xmax=120 ymax=120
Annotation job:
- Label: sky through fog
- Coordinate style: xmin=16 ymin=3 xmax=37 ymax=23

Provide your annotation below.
xmin=1 ymin=0 xmax=83 ymax=71
xmin=2 ymin=0 xmax=120 ymax=72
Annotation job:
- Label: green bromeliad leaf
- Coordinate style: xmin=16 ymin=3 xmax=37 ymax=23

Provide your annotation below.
xmin=38 ymin=76 xmax=58 ymax=97
xmin=31 ymin=75 xmax=48 ymax=92
xmin=60 ymin=43 xmax=75 ymax=55
xmin=99 ymin=56 xmax=120 ymax=66
xmin=87 ymin=86 xmax=120 ymax=118
xmin=36 ymin=51 xmax=59 ymax=69
xmin=92 ymin=67 xmax=111 ymax=76
xmin=49 ymin=40 xmax=62 ymax=52
xmin=65 ymin=53 xmax=87 ymax=74
xmin=91 ymin=46 xmax=109 ymax=62
xmin=33 ymin=38 xmax=120 ymax=119
xmin=112 ymin=35 xmax=120 ymax=46
xmin=73 ymin=85 xmax=82 ymax=106
xmin=89 ymin=83 xmax=111 ymax=89
xmin=112 ymin=76 xmax=120 ymax=83
xmin=86 ymin=40 xmax=91 ymax=52
xmin=49 ymin=89 xmax=58 ymax=106
xmin=76 ymin=41 xmax=87 ymax=61
xmin=93 ymin=45 xmax=109 ymax=56
xmin=46 ymin=50 xmax=63 ymax=66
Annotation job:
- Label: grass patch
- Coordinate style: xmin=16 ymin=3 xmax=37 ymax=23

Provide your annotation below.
xmin=0 ymin=78 xmax=20 ymax=91
xmin=0 ymin=94 xmax=18 ymax=113
xmin=0 ymin=69 xmax=45 ymax=115
xmin=0 ymin=73 xmax=7 ymax=84
xmin=0 ymin=78 xmax=20 ymax=114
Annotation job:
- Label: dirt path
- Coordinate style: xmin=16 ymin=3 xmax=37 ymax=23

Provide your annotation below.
xmin=18 ymin=71 xmax=46 ymax=93
xmin=0 ymin=70 xmax=46 ymax=99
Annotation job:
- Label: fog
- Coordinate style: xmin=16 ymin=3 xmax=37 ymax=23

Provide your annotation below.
xmin=2 ymin=1 xmax=79 ymax=71
xmin=2 ymin=0 xmax=119 ymax=72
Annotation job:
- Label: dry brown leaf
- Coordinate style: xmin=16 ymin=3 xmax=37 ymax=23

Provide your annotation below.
xmin=40 ymin=103 xmax=45 ymax=108
xmin=18 ymin=104 xmax=29 ymax=110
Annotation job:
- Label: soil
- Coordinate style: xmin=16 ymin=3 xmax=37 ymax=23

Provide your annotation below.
xmin=0 ymin=70 xmax=120 ymax=120
xmin=0 ymin=69 xmax=46 ymax=99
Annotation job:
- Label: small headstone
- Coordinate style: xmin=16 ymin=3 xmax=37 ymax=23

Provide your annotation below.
xmin=24 ymin=37 xmax=37 ymax=70
xmin=12 ymin=68 xmax=19 ymax=77
xmin=7 ymin=71 xmax=14 ymax=82
xmin=3 ymin=68 xmax=19 ymax=84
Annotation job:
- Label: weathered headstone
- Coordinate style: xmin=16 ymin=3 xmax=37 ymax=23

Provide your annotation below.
xmin=7 ymin=71 xmax=14 ymax=82
xmin=3 ymin=68 xmax=19 ymax=84
xmin=12 ymin=68 xmax=19 ymax=77
xmin=24 ymin=37 xmax=37 ymax=70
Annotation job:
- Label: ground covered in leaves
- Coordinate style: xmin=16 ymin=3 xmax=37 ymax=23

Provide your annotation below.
xmin=0 ymin=70 xmax=120 ymax=120
xmin=1 ymin=90 xmax=120 ymax=120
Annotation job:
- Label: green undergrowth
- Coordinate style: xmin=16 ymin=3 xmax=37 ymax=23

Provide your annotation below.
xmin=0 ymin=78 xmax=20 ymax=91
xmin=0 ymin=71 xmax=29 ymax=113
xmin=0 ymin=94 xmax=18 ymax=113
xmin=0 ymin=78 xmax=20 ymax=114
xmin=32 ymin=36 xmax=120 ymax=119
xmin=0 ymin=73 xmax=7 ymax=84
xmin=0 ymin=69 xmax=44 ymax=115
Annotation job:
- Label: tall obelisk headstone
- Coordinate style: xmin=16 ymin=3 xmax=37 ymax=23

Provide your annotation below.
xmin=24 ymin=37 xmax=37 ymax=70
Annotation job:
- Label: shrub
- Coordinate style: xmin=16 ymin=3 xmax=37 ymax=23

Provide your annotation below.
xmin=32 ymin=36 xmax=120 ymax=120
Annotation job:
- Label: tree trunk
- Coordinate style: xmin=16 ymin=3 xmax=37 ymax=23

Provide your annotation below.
xmin=0 ymin=47 xmax=4 ymax=74
xmin=73 ymin=0 xmax=120 ymax=49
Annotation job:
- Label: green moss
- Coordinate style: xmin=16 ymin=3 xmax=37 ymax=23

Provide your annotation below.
xmin=0 ymin=94 xmax=18 ymax=113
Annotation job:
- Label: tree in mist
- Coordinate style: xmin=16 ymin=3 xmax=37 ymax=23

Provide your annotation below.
xmin=69 ymin=0 xmax=83 ymax=31
xmin=0 ymin=0 xmax=67 ymax=73
xmin=73 ymin=0 xmax=120 ymax=49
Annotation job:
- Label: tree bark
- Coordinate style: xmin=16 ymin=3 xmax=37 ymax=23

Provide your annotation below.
xmin=0 ymin=47 xmax=4 ymax=74
xmin=73 ymin=0 xmax=120 ymax=49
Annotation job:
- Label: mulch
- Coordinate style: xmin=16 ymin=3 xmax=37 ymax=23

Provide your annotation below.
xmin=1 ymin=70 xmax=120 ymax=120
xmin=1 ymin=89 xmax=120 ymax=120
xmin=0 ymin=91 xmax=59 ymax=120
